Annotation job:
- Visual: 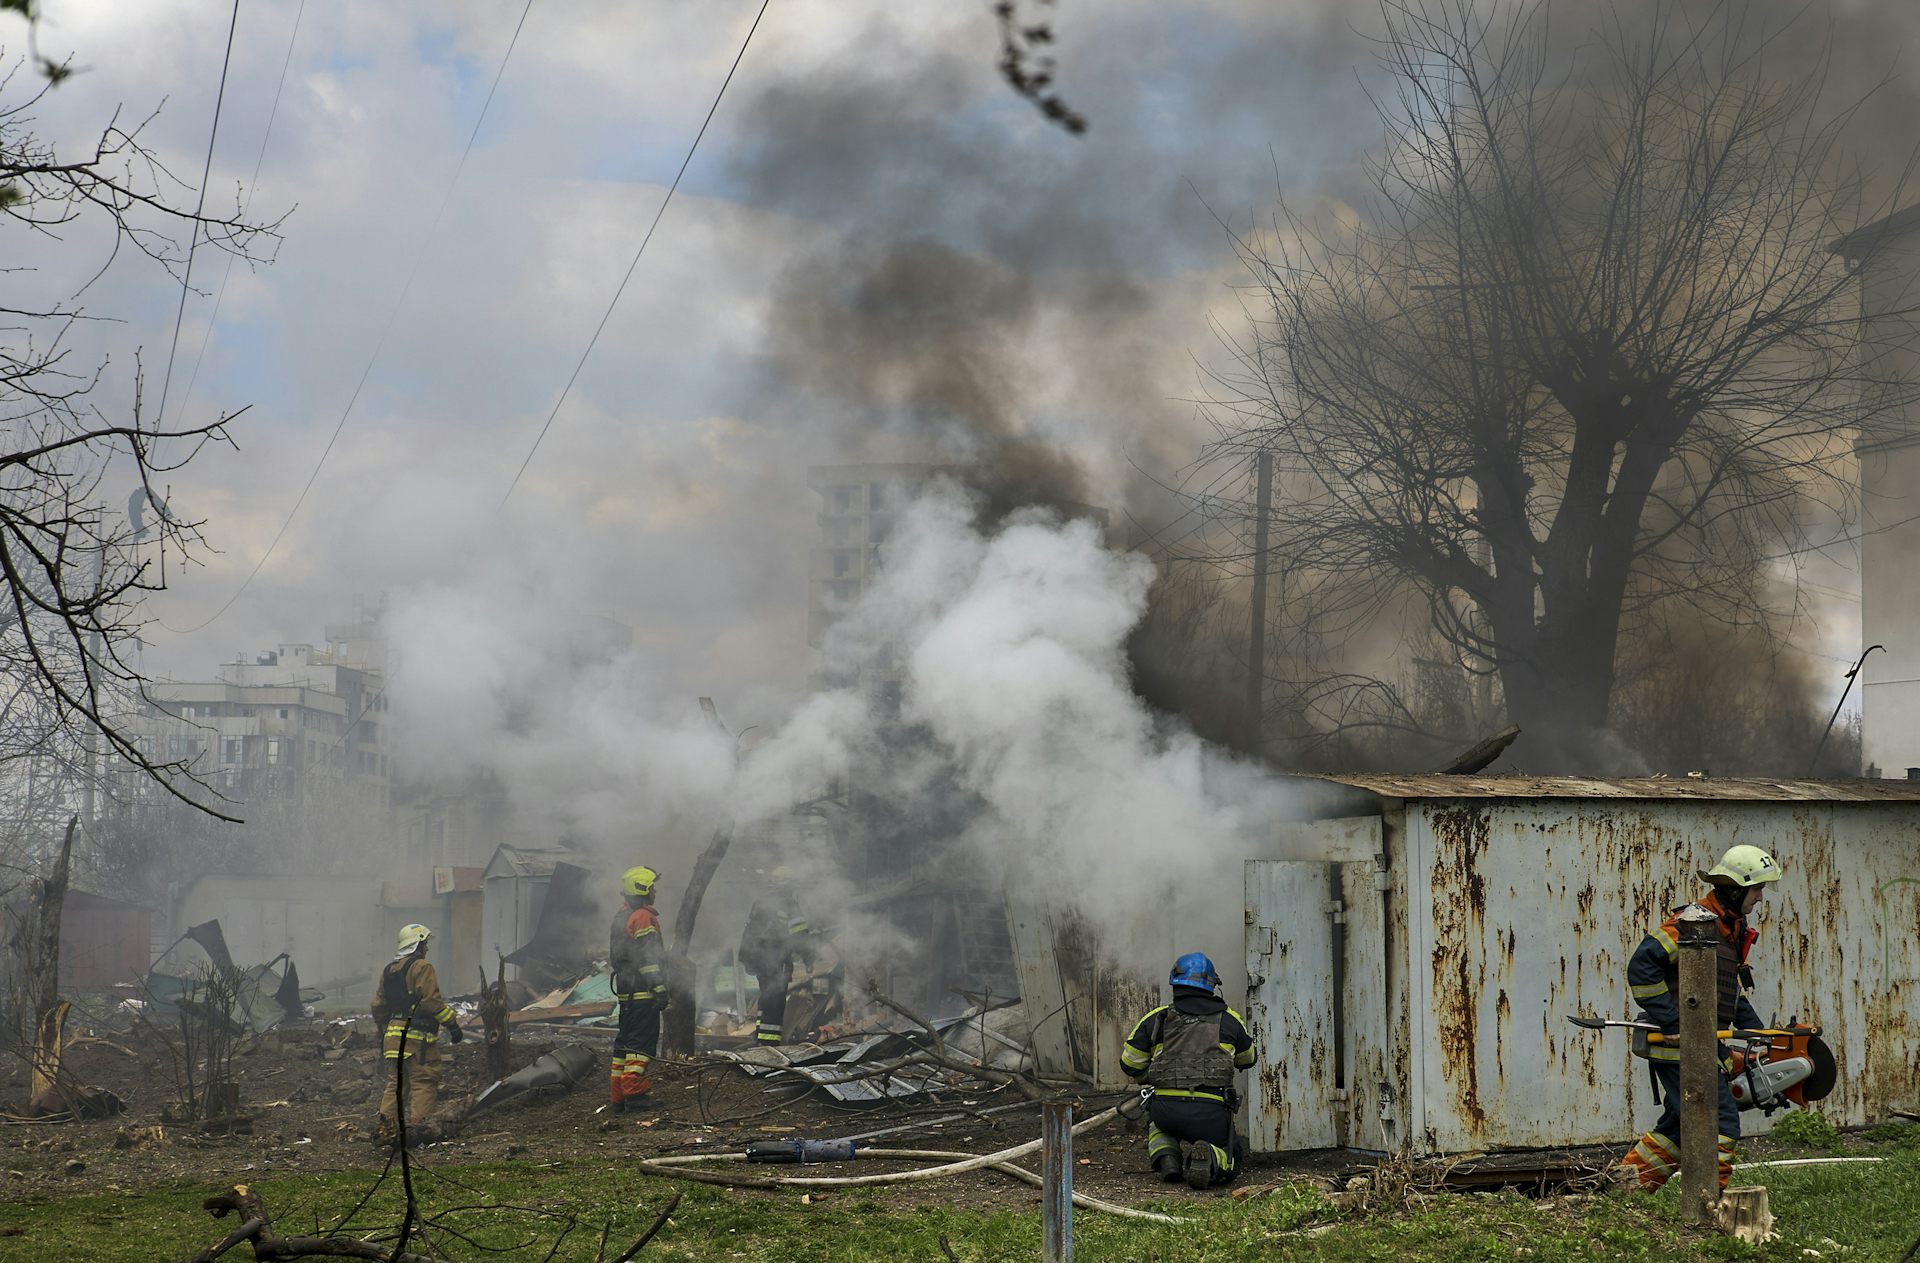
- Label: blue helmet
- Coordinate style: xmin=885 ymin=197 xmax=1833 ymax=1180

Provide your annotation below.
xmin=1169 ymin=952 xmax=1221 ymax=996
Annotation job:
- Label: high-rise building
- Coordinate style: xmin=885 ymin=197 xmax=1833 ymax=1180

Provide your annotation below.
xmin=1832 ymin=206 xmax=1920 ymax=776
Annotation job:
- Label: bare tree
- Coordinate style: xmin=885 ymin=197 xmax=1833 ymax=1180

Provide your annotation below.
xmin=1208 ymin=0 xmax=1918 ymax=766
xmin=0 ymin=57 xmax=280 ymax=821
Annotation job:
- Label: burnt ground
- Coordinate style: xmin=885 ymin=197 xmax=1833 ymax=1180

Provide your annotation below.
xmin=0 ymin=1020 xmax=1358 ymax=1210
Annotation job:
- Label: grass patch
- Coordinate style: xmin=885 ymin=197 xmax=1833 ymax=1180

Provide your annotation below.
xmin=2 ymin=1140 xmax=1916 ymax=1261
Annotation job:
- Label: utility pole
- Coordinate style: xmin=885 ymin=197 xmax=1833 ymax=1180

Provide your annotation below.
xmin=1246 ymin=451 xmax=1273 ymax=751
xmin=1676 ymin=904 xmax=1721 ymax=1224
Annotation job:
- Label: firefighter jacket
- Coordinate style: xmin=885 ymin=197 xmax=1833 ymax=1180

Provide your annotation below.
xmin=610 ymin=900 xmax=667 ymax=1002
xmin=739 ymin=893 xmax=812 ymax=973
xmin=369 ymin=955 xmax=455 ymax=1055
xmin=1627 ymin=887 xmax=1762 ymax=1061
xmin=1120 ymin=991 xmax=1256 ymax=1103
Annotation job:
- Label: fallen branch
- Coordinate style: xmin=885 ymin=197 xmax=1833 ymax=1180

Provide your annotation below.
xmin=610 ymin=1191 xmax=681 ymax=1262
xmin=182 ymin=1185 xmax=439 ymax=1263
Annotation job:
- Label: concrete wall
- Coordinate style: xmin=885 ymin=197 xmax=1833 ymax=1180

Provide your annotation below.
xmin=173 ymin=874 xmax=387 ymax=1011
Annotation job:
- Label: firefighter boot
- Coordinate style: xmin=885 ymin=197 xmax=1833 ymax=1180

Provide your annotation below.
xmin=1152 ymin=1151 xmax=1183 ymax=1182
xmin=1184 ymin=1144 xmax=1216 ymax=1190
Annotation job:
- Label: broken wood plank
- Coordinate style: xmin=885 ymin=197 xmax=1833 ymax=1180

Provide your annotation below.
xmin=507 ymin=1002 xmax=615 ymax=1025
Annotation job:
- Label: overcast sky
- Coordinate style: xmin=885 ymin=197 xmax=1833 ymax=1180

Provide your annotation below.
xmin=6 ymin=0 xmax=1880 ymax=724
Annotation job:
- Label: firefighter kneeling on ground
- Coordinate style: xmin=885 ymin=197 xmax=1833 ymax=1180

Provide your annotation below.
xmin=1617 ymin=843 xmax=1783 ymax=1192
xmin=371 ymin=923 xmax=463 ymax=1146
xmin=1121 ymin=952 xmax=1256 ymax=1189
xmin=609 ymin=864 xmax=668 ymax=1111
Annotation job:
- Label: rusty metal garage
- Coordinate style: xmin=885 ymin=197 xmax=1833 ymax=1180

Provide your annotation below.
xmin=1244 ymin=775 xmax=1920 ymax=1156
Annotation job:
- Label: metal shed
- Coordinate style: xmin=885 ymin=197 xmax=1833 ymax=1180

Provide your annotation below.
xmin=480 ymin=845 xmax=591 ymax=983
xmin=1243 ymin=775 xmax=1920 ymax=1157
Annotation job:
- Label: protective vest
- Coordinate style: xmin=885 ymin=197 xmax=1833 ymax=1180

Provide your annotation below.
xmin=381 ymin=960 xmax=411 ymax=1015
xmin=1146 ymin=1008 xmax=1234 ymax=1092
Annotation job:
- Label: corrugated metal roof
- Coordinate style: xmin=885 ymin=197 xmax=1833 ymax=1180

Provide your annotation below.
xmin=1301 ymin=773 xmax=1920 ymax=803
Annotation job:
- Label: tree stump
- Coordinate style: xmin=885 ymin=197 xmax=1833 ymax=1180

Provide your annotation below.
xmin=1713 ymin=1186 xmax=1775 ymax=1243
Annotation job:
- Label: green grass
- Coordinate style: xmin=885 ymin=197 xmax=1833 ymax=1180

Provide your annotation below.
xmin=2 ymin=1141 xmax=1916 ymax=1262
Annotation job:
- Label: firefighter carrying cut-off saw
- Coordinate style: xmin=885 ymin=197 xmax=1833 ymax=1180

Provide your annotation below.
xmin=1618 ymin=844 xmax=1779 ymax=1191
xmin=1120 ymin=951 xmax=1256 ymax=1189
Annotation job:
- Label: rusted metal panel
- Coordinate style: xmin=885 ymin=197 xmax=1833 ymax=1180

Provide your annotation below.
xmin=1306 ymin=774 xmax=1920 ymax=804
xmin=1245 ymin=860 xmax=1338 ymax=1149
xmin=1402 ymin=798 xmax=1920 ymax=1153
xmin=1273 ymin=815 xmax=1383 ymax=862
xmin=1339 ymin=860 xmax=1394 ymax=1151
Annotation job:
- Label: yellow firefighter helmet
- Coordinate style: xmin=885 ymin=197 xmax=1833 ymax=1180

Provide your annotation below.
xmin=1700 ymin=845 xmax=1783 ymax=888
xmin=622 ymin=865 xmax=660 ymax=898
xmin=394 ymin=923 xmax=432 ymax=958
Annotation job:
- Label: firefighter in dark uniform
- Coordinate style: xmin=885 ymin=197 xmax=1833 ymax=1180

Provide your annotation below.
xmin=608 ymin=865 xmax=668 ymax=1110
xmin=1121 ymin=952 xmax=1256 ymax=1189
xmin=1618 ymin=844 xmax=1782 ymax=1191
xmin=738 ymin=870 xmax=813 ymax=1046
xmin=370 ymin=923 xmax=462 ymax=1145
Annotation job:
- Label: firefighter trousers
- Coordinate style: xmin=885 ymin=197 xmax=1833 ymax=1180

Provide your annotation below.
xmin=1620 ymin=1061 xmax=1740 ymax=1191
xmin=611 ymin=998 xmax=660 ymax=1105
xmin=377 ymin=1040 xmax=443 ymax=1135
xmin=1146 ymin=1095 xmax=1243 ymax=1185
xmin=745 ymin=955 xmax=790 ymax=1045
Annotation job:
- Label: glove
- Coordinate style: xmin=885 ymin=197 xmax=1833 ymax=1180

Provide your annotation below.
xmin=651 ymin=987 xmax=670 ymax=1008
xmin=444 ymin=1021 xmax=465 ymax=1044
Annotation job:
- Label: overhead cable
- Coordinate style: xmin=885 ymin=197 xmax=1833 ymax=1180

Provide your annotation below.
xmin=165 ymin=0 xmax=536 ymax=636
xmin=153 ymin=0 xmax=244 ymax=433
xmin=498 ymin=0 xmax=774 ymax=508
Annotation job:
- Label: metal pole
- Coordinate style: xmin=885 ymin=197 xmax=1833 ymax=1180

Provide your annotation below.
xmin=1041 ymin=1101 xmax=1073 ymax=1263
xmin=1676 ymin=904 xmax=1720 ymax=1224
xmin=1808 ymin=644 xmax=1882 ymax=776
xmin=1246 ymin=451 xmax=1273 ymax=751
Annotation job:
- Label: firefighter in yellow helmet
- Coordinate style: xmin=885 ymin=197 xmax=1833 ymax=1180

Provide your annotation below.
xmin=1617 ymin=844 xmax=1783 ymax=1192
xmin=370 ymin=923 xmax=462 ymax=1145
xmin=609 ymin=865 xmax=668 ymax=1110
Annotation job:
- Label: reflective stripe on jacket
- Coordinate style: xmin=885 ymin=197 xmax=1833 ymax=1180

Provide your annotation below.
xmin=610 ymin=902 xmax=667 ymax=1000
xmin=370 ymin=956 xmax=454 ymax=1057
xmin=1626 ymin=888 xmax=1762 ymax=1060
xmin=1120 ymin=992 xmax=1255 ymax=1094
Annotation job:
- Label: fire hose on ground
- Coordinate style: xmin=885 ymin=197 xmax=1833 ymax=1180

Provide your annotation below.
xmin=628 ymin=1105 xmax=1184 ymax=1223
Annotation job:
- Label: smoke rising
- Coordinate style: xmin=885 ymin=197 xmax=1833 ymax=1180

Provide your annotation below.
xmin=736 ymin=481 xmax=1310 ymax=981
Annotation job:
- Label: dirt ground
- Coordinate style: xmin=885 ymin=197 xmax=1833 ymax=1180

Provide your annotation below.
xmin=0 ymin=1018 xmax=1352 ymax=1209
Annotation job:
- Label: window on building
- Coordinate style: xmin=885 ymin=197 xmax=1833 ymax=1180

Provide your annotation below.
xmin=869 ymin=482 xmax=887 ymax=510
xmin=220 ymin=735 xmax=243 ymax=765
xmin=832 ymin=487 xmax=855 ymax=513
xmin=180 ymin=705 xmax=196 ymax=720
xmin=169 ymin=736 xmax=203 ymax=761
xmin=277 ymin=707 xmax=290 ymax=720
xmin=832 ymin=550 xmax=854 ymax=577
xmin=266 ymin=736 xmax=281 ymax=765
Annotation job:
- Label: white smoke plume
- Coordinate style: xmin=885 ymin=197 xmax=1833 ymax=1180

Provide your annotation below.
xmin=739 ymin=480 xmax=1304 ymax=981
xmin=379 ymin=481 xmax=1310 ymax=995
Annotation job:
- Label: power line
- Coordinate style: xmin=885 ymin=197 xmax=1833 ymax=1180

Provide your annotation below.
xmin=169 ymin=0 xmax=306 ymax=429
xmin=153 ymin=0 xmax=244 ymax=433
xmin=499 ymin=0 xmax=774 ymax=508
xmin=165 ymin=0 xmax=536 ymax=637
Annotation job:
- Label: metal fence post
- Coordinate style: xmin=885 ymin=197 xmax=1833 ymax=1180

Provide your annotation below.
xmin=1042 ymin=1101 xmax=1073 ymax=1263
xmin=1676 ymin=904 xmax=1720 ymax=1224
